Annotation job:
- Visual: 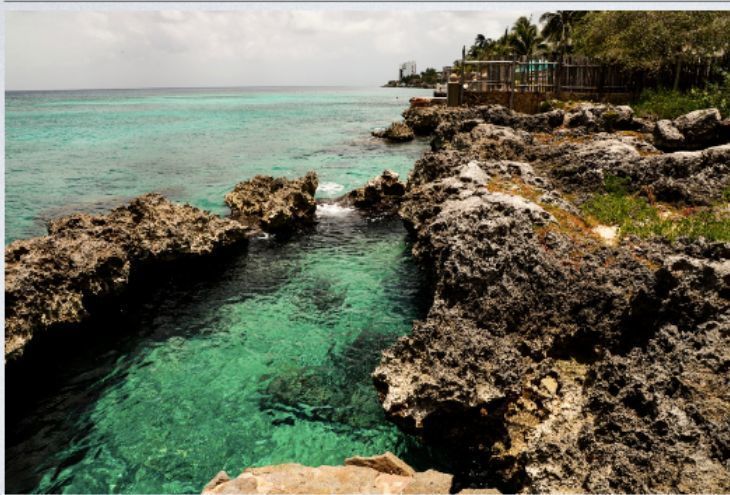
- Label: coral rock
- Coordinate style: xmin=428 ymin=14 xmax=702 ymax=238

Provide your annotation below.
xmin=201 ymin=454 xmax=462 ymax=495
xmin=5 ymin=194 xmax=249 ymax=359
xmin=373 ymin=121 xmax=415 ymax=143
xmin=225 ymin=172 xmax=318 ymax=233
xmin=339 ymin=170 xmax=406 ymax=214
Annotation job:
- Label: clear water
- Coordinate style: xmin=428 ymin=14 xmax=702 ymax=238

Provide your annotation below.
xmin=5 ymin=87 xmax=429 ymax=243
xmin=4 ymin=87 xmax=437 ymax=493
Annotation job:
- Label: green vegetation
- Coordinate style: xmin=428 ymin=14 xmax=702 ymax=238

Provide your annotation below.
xmin=509 ymin=16 xmax=544 ymax=57
xmin=634 ymin=74 xmax=730 ymax=119
xmin=582 ymin=176 xmax=730 ymax=242
xmin=463 ymin=11 xmax=730 ymax=94
xmin=574 ymin=12 xmax=730 ymax=91
xmin=467 ymin=12 xmax=585 ymax=60
xmin=540 ymin=11 xmax=586 ymax=59
xmin=397 ymin=67 xmax=440 ymax=87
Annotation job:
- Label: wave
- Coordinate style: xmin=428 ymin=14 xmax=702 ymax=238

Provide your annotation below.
xmin=316 ymin=203 xmax=354 ymax=218
xmin=317 ymin=182 xmax=345 ymax=194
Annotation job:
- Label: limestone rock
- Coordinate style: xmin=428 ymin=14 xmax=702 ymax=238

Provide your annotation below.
xmin=344 ymin=452 xmax=416 ymax=477
xmin=674 ymin=108 xmax=722 ymax=146
xmin=225 ymin=172 xmax=318 ymax=233
xmin=5 ymin=194 xmax=249 ymax=359
xmin=372 ymin=105 xmax=730 ymax=493
xmin=339 ymin=170 xmax=406 ymax=214
xmin=372 ymin=121 xmax=415 ymax=143
xmin=654 ymin=108 xmax=726 ymax=151
xmin=202 ymin=455 xmax=457 ymax=495
xmin=654 ymin=119 xmax=685 ymax=150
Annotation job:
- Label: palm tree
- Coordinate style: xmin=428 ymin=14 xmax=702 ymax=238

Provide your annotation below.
xmin=540 ymin=11 xmax=586 ymax=56
xmin=540 ymin=11 xmax=586 ymax=91
xmin=468 ymin=34 xmax=488 ymax=58
xmin=509 ymin=16 xmax=543 ymax=57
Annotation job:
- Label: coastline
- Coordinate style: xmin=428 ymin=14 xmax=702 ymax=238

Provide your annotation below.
xmin=5 ymin=98 xmax=729 ymax=494
xmin=373 ymin=103 xmax=729 ymax=492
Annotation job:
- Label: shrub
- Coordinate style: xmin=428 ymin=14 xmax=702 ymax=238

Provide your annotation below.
xmin=634 ymin=74 xmax=730 ymax=120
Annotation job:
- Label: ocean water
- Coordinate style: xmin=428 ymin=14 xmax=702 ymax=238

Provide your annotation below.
xmin=4 ymin=87 xmax=437 ymax=493
xmin=5 ymin=87 xmax=429 ymax=243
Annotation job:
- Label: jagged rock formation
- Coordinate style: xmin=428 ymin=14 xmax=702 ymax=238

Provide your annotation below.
xmin=533 ymin=136 xmax=729 ymax=205
xmin=402 ymin=102 xmax=645 ymax=138
xmin=338 ymin=169 xmax=406 ymax=215
xmin=372 ymin=121 xmax=416 ymax=143
xmin=373 ymin=106 xmax=730 ymax=492
xmin=201 ymin=453 xmax=494 ymax=494
xmin=225 ymin=171 xmax=318 ymax=233
xmin=5 ymin=194 xmax=250 ymax=359
xmin=6 ymin=171 xmax=320 ymax=359
xmin=653 ymin=108 xmax=728 ymax=151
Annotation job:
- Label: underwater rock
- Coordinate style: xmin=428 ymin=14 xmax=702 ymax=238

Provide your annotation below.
xmin=372 ymin=122 xmax=415 ymax=143
xmin=201 ymin=453 xmax=464 ymax=494
xmin=5 ymin=194 xmax=249 ymax=359
xmin=373 ymin=105 xmax=730 ymax=492
xmin=339 ymin=170 xmax=406 ymax=215
xmin=225 ymin=171 xmax=318 ymax=233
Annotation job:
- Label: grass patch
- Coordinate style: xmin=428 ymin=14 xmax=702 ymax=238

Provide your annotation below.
xmin=634 ymin=76 xmax=730 ymax=120
xmin=582 ymin=177 xmax=730 ymax=242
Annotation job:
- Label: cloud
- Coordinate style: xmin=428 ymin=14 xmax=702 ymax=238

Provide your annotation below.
xmin=6 ymin=10 xmax=537 ymax=90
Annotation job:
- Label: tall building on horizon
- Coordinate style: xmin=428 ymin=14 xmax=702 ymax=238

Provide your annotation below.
xmin=399 ymin=61 xmax=417 ymax=80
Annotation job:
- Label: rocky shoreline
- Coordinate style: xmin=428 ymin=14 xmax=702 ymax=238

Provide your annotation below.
xmin=372 ymin=103 xmax=729 ymax=492
xmin=6 ymin=101 xmax=729 ymax=493
xmin=5 ymin=174 xmax=319 ymax=360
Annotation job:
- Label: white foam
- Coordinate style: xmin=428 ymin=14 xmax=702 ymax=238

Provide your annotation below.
xmin=316 ymin=203 xmax=354 ymax=217
xmin=317 ymin=182 xmax=345 ymax=194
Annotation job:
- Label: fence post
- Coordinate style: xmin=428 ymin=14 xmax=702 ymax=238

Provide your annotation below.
xmin=509 ymin=53 xmax=517 ymax=110
xmin=447 ymin=77 xmax=461 ymax=107
xmin=460 ymin=45 xmax=466 ymax=106
xmin=598 ymin=64 xmax=606 ymax=97
xmin=555 ymin=53 xmax=563 ymax=99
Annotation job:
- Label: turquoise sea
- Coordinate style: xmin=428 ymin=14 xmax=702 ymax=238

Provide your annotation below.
xmin=4 ymin=87 xmax=438 ymax=493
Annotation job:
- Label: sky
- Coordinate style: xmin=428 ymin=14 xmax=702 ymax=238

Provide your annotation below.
xmin=6 ymin=10 xmax=541 ymax=90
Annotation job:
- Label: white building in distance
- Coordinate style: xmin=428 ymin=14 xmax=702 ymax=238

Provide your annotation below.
xmin=399 ymin=61 xmax=417 ymax=80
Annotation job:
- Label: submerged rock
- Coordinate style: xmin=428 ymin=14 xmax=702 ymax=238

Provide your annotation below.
xmin=372 ymin=121 xmax=415 ymax=143
xmin=339 ymin=169 xmax=406 ymax=215
xmin=201 ymin=453 xmax=471 ymax=494
xmin=225 ymin=171 xmax=318 ymax=233
xmin=5 ymin=194 xmax=249 ymax=359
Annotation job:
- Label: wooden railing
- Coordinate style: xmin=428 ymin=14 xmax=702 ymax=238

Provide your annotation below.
xmin=457 ymin=53 xmax=629 ymax=98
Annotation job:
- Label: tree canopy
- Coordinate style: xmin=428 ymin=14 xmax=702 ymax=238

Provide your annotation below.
xmin=573 ymin=11 xmax=730 ymax=72
xmin=540 ymin=11 xmax=586 ymax=57
xmin=460 ymin=11 xmax=729 ymax=90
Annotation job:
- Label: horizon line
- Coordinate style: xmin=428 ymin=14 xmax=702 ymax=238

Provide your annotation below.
xmin=5 ymin=84 xmax=415 ymax=92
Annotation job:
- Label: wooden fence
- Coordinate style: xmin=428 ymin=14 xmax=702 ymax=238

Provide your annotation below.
xmin=446 ymin=46 xmax=729 ymax=110
xmin=459 ymin=55 xmax=629 ymax=97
